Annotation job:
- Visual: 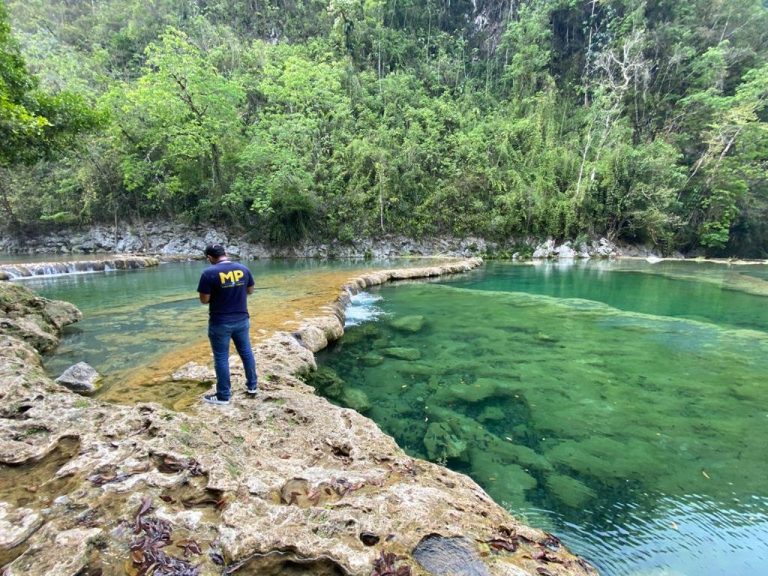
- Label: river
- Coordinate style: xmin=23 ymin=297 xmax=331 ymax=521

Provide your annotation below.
xmin=13 ymin=257 xmax=768 ymax=575
xmin=314 ymin=259 xmax=768 ymax=576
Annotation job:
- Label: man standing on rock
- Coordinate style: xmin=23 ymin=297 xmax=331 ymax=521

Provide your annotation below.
xmin=197 ymin=244 xmax=258 ymax=405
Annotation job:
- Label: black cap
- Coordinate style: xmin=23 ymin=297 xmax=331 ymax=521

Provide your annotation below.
xmin=204 ymin=244 xmax=226 ymax=257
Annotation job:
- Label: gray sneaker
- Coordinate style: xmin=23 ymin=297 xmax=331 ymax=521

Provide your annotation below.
xmin=246 ymin=384 xmax=258 ymax=395
xmin=202 ymin=393 xmax=230 ymax=405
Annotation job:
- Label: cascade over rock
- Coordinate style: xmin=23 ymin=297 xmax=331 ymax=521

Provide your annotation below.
xmin=0 ymin=256 xmax=159 ymax=280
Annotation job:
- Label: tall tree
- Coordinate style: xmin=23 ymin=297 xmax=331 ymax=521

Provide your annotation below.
xmin=105 ymin=28 xmax=245 ymax=220
xmin=0 ymin=2 xmax=100 ymax=229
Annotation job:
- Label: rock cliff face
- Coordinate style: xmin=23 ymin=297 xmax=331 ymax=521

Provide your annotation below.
xmin=0 ymin=261 xmax=598 ymax=576
xmin=0 ymin=220 xmax=633 ymax=260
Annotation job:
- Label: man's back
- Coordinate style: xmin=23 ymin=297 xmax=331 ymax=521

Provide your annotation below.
xmin=197 ymin=261 xmax=254 ymax=323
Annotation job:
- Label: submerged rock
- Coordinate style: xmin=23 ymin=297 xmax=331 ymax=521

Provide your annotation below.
xmin=484 ymin=438 xmax=554 ymax=474
xmin=306 ymin=366 xmax=345 ymax=398
xmin=55 ymin=362 xmax=102 ymax=394
xmin=469 ymin=461 xmax=534 ymax=511
xmin=360 ymin=352 xmax=384 ymax=366
xmin=544 ymin=473 xmax=597 ymax=509
xmin=389 ymin=314 xmax=426 ymax=333
xmin=478 ymin=406 xmax=507 ymax=423
xmin=341 ymin=387 xmax=372 ymax=413
xmin=382 ymin=346 xmax=422 ymax=361
xmin=424 ymin=422 xmax=469 ymax=462
xmin=435 ymin=378 xmax=519 ymax=404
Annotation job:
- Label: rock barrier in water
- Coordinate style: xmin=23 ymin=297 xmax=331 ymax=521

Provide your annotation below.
xmin=0 ymin=256 xmax=160 ymax=280
xmin=0 ymin=259 xmax=597 ymax=576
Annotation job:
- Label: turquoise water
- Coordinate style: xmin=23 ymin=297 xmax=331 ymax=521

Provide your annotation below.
xmin=313 ymin=261 xmax=768 ymax=576
xmin=22 ymin=259 xmax=400 ymax=381
xmin=21 ymin=261 xmax=208 ymax=378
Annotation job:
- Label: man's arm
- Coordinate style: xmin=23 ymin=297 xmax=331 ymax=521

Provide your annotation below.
xmin=198 ymin=271 xmax=211 ymax=304
xmin=247 ymin=285 xmax=255 ymax=295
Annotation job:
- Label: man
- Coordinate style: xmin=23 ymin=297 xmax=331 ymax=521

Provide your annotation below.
xmin=197 ymin=244 xmax=258 ymax=405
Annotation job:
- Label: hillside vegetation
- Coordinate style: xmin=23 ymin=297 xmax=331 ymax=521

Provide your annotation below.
xmin=1 ymin=0 xmax=767 ymax=256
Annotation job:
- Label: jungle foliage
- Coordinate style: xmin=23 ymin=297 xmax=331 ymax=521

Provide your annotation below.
xmin=2 ymin=0 xmax=767 ymax=255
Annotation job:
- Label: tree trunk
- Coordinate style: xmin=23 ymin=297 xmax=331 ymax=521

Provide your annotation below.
xmin=0 ymin=169 xmax=22 ymax=233
xmin=211 ymin=143 xmax=225 ymax=199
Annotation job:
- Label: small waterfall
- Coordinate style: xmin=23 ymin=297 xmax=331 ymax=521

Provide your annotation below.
xmin=344 ymin=291 xmax=385 ymax=327
xmin=0 ymin=257 xmax=160 ymax=280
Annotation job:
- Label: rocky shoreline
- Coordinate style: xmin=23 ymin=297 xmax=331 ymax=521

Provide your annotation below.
xmin=0 ymin=258 xmax=597 ymax=576
xmin=0 ymin=220 xmax=663 ymax=260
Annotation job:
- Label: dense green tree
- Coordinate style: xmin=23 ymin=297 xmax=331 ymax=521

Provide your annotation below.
xmin=0 ymin=2 xmax=101 ymax=229
xmin=2 ymin=0 xmax=767 ymax=254
xmin=104 ymin=28 xmax=245 ymax=220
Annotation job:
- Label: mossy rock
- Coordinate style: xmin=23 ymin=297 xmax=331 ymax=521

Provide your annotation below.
xmin=382 ymin=347 xmax=422 ymax=361
xmin=434 ymin=378 xmax=519 ymax=404
xmin=305 ymin=366 xmax=345 ymax=398
xmin=469 ymin=449 xmax=536 ymax=510
xmin=371 ymin=336 xmax=391 ymax=349
xmin=483 ymin=436 xmax=554 ymax=473
xmin=477 ymin=406 xmax=506 ymax=423
xmin=341 ymin=323 xmax=380 ymax=345
xmin=544 ymin=473 xmax=597 ymax=509
xmin=360 ymin=352 xmax=384 ymax=366
xmin=389 ymin=315 xmax=426 ymax=333
xmin=341 ymin=387 xmax=371 ymax=413
xmin=423 ymin=422 xmax=468 ymax=462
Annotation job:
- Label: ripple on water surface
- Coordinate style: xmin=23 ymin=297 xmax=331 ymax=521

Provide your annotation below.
xmin=544 ymin=494 xmax=768 ymax=576
xmin=314 ymin=274 xmax=768 ymax=576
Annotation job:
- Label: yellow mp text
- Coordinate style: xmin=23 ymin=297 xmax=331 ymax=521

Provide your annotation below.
xmin=219 ymin=270 xmax=245 ymax=284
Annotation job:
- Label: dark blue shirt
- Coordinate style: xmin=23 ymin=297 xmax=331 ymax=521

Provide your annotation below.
xmin=197 ymin=261 xmax=254 ymax=324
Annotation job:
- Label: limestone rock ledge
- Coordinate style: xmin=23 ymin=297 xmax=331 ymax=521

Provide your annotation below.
xmin=0 ymin=256 xmax=160 ymax=280
xmin=0 ymin=259 xmax=598 ymax=576
xmin=0 ymin=282 xmax=82 ymax=353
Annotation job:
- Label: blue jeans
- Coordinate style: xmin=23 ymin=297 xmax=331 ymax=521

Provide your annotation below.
xmin=208 ymin=318 xmax=258 ymax=400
